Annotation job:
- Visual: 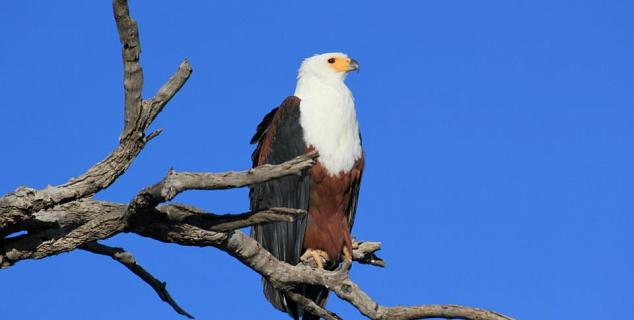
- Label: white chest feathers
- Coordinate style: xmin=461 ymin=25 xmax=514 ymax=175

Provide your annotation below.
xmin=295 ymin=78 xmax=362 ymax=175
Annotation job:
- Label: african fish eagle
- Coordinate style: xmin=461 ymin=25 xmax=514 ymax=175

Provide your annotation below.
xmin=250 ymin=52 xmax=363 ymax=319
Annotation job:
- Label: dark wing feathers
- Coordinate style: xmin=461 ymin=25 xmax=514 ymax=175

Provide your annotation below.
xmin=347 ymin=155 xmax=364 ymax=231
xmin=249 ymin=106 xmax=278 ymax=145
xmin=250 ymin=96 xmax=308 ymax=317
xmin=349 ymin=135 xmax=364 ymax=230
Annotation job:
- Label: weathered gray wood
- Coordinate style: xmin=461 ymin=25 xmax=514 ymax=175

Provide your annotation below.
xmin=114 ymin=0 xmax=143 ymax=140
xmin=1 ymin=194 xmax=311 ymax=267
xmin=352 ymin=240 xmax=385 ymax=267
xmin=160 ymin=151 xmax=318 ymax=200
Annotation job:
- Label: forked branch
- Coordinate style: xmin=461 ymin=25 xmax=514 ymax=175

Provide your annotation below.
xmin=0 ymin=0 xmax=192 ymax=237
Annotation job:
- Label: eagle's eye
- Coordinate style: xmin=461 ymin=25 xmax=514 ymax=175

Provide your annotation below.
xmin=327 ymin=58 xmax=336 ymax=64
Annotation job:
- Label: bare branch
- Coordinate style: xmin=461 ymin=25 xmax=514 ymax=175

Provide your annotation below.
xmin=140 ymin=59 xmax=193 ymax=130
xmin=160 ymin=204 xmax=306 ymax=232
xmin=329 ymin=277 xmax=513 ymax=320
xmin=161 ymin=151 xmax=319 ymax=200
xmin=81 ymin=242 xmax=193 ymax=319
xmin=1 ymin=197 xmax=305 ymax=267
xmin=113 ymin=0 xmax=143 ymax=139
xmin=383 ymin=305 xmax=513 ymax=320
xmin=2 ymin=210 xmax=125 ymax=266
xmin=131 ymin=224 xmax=512 ymax=320
xmin=126 ymin=152 xmax=318 ymax=215
xmin=352 ymin=240 xmax=385 ymax=267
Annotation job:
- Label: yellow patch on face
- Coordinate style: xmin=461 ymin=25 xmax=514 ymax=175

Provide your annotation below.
xmin=328 ymin=56 xmax=352 ymax=73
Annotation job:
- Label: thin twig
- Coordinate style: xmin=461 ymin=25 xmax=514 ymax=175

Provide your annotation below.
xmin=80 ymin=242 xmax=193 ymax=319
xmin=160 ymin=204 xmax=306 ymax=232
xmin=140 ymin=59 xmax=193 ymax=130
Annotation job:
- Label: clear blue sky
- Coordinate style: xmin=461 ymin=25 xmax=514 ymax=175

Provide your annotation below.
xmin=1 ymin=1 xmax=632 ymax=319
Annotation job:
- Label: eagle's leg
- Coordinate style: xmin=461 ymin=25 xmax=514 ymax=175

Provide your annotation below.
xmin=300 ymin=249 xmax=328 ymax=269
xmin=342 ymin=230 xmax=353 ymax=268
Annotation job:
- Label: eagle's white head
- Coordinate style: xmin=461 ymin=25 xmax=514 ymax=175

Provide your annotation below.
xmin=297 ymin=52 xmax=359 ymax=83
xmin=294 ymin=52 xmax=362 ymax=175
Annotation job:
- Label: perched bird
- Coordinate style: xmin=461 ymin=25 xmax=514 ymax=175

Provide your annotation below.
xmin=250 ymin=52 xmax=363 ymax=319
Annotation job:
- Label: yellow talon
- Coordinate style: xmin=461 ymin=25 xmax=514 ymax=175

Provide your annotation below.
xmin=301 ymin=249 xmax=329 ymax=269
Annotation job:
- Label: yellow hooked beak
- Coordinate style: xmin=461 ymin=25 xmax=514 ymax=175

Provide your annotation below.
xmin=330 ymin=57 xmax=360 ymax=73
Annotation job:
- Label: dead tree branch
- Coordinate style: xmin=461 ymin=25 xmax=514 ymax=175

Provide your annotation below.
xmin=352 ymin=240 xmax=385 ymax=267
xmin=127 ymin=151 xmax=318 ymax=216
xmin=159 ymin=205 xmax=307 ymax=232
xmin=113 ymin=0 xmax=143 ymax=140
xmin=80 ymin=242 xmax=193 ymax=319
xmin=0 ymin=193 xmax=309 ymax=267
xmin=0 ymin=1 xmax=514 ymax=319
